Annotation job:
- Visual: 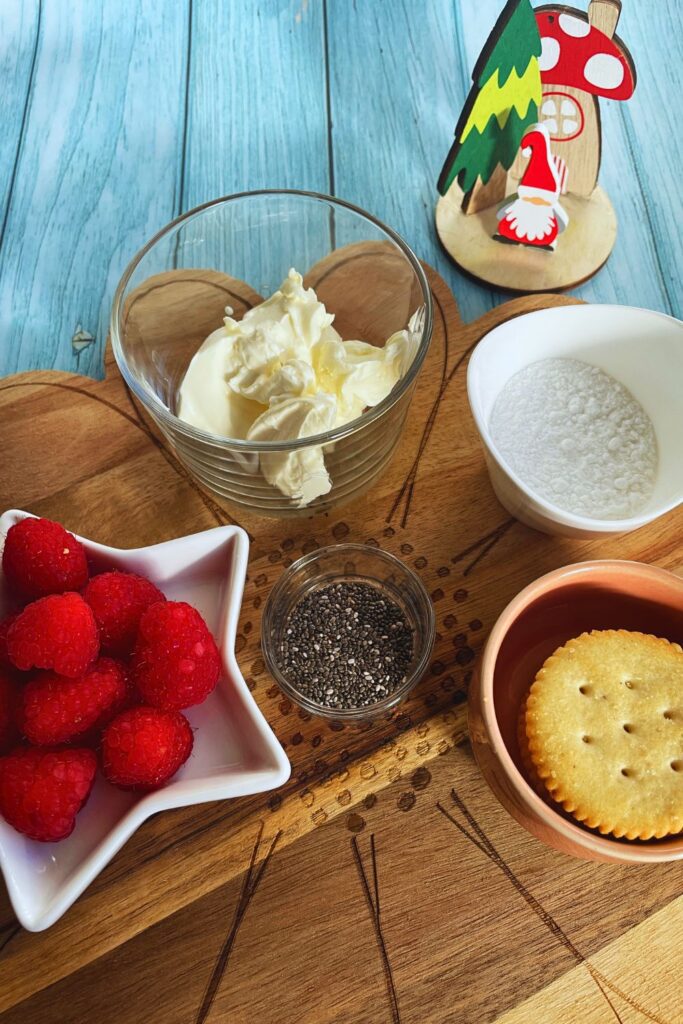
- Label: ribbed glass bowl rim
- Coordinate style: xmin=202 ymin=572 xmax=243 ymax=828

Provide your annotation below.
xmin=261 ymin=543 xmax=436 ymax=720
xmin=110 ymin=188 xmax=434 ymax=453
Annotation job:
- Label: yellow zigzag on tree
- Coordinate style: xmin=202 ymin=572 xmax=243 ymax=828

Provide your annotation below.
xmin=459 ymin=60 xmax=540 ymax=143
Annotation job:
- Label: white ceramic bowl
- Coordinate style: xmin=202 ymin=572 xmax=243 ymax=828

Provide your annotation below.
xmin=0 ymin=510 xmax=290 ymax=931
xmin=467 ymin=304 xmax=683 ymax=538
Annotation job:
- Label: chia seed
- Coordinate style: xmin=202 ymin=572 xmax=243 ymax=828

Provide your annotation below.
xmin=279 ymin=582 xmax=414 ymax=709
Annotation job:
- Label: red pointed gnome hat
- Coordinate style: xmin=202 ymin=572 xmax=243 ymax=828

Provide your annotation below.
xmin=518 ymin=124 xmax=560 ymax=202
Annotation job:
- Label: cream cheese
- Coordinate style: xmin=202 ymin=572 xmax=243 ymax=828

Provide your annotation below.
xmin=177 ymin=269 xmax=416 ymax=506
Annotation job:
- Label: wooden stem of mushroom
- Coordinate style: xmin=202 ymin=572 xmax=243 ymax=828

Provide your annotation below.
xmin=588 ymin=0 xmax=621 ymax=38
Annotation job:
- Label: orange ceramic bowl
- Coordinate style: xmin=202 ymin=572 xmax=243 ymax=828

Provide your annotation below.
xmin=469 ymin=560 xmax=683 ymax=863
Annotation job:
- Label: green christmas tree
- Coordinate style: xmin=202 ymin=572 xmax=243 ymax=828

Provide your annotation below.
xmin=438 ymin=0 xmax=542 ymax=212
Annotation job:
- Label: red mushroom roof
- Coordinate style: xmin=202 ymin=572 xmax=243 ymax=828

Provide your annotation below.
xmin=535 ymin=8 xmax=635 ymax=100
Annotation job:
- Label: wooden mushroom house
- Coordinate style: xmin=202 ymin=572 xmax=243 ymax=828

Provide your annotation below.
xmin=513 ymin=0 xmax=636 ymax=195
xmin=435 ymin=0 xmax=638 ymax=293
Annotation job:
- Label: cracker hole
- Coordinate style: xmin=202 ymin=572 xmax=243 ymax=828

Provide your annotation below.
xmin=663 ymin=710 xmax=674 ymax=721
xmin=623 ymin=680 xmax=634 ymax=689
xmin=620 ymin=768 xmax=633 ymax=778
xmin=581 ymin=735 xmax=591 ymax=744
xmin=671 ymin=761 xmax=682 ymax=773
xmin=623 ymin=724 xmax=633 ymax=734
xmin=579 ymin=685 xmax=589 ymax=695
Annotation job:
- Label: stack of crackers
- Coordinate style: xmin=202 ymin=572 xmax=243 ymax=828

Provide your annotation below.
xmin=520 ymin=630 xmax=683 ymax=841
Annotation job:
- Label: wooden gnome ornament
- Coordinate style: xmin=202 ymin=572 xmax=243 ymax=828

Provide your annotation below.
xmin=496 ymin=123 xmax=568 ymax=249
xmin=435 ymin=0 xmax=636 ymax=292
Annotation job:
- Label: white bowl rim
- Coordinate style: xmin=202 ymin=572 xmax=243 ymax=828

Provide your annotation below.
xmin=110 ymin=188 xmax=434 ymax=453
xmin=467 ymin=303 xmax=683 ymax=532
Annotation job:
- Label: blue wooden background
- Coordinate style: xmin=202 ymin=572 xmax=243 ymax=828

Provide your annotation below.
xmin=0 ymin=0 xmax=680 ymax=380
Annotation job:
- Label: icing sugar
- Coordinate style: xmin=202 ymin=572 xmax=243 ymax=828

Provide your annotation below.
xmin=489 ymin=358 xmax=658 ymax=519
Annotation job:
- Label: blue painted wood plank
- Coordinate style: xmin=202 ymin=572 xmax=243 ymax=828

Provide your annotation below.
xmin=326 ymin=0 xmax=499 ymax=325
xmin=180 ymin=0 xmax=330 ymax=296
xmin=0 ymin=2 xmax=40 ymax=248
xmin=182 ymin=0 xmax=329 ymax=204
xmin=569 ymin=0 xmax=681 ymax=315
xmin=0 ymin=0 xmax=680 ymax=379
xmin=604 ymin=0 xmax=682 ymax=318
xmin=0 ymin=0 xmax=189 ymax=379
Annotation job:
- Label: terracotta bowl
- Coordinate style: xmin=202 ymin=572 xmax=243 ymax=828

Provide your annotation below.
xmin=468 ymin=560 xmax=683 ymax=863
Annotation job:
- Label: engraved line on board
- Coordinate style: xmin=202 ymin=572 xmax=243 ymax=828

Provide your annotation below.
xmin=351 ymin=834 xmax=401 ymax=1024
xmin=195 ymin=822 xmax=282 ymax=1024
xmin=437 ymin=791 xmax=671 ymax=1024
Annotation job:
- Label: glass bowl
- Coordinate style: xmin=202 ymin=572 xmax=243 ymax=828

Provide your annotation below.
xmin=261 ymin=544 xmax=435 ymax=724
xmin=110 ymin=190 xmax=433 ymax=518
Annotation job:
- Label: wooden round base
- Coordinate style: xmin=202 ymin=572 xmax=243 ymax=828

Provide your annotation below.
xmin=435 ymin=183 xmax=617 ymax=292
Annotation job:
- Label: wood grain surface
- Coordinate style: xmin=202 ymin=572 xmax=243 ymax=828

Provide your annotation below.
xmin=0 ymin=0 xmax=681 ymax=379
xmin=0 ymin=258 xmax=680 ymax=1022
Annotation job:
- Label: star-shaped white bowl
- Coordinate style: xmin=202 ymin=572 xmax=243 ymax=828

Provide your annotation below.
xmin=0 ymin=510 xmax=290 ymax=931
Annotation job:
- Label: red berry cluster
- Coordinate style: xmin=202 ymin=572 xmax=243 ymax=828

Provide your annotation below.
xmin=0 ymin=517 xmax=221 ymax=842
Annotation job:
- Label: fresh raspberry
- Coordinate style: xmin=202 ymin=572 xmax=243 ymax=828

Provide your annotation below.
xmin=7 ymin=593 xmax=99 ymax=678
xmin=2 ymin=518 xmax=88 ymax=600
xmin=132 ymin=601 xmax=220 ymax=710
xmin=0 ymin=614 xmax=19 ymax=671
xmin=0 ymin=669 xmax=19 ymax=754
xmin=19 ymin=657 xmax=128 ymax=746
xmin=84 ymin=571 xmax=165 ymax=656
xmin=0 ymin=746 xmax=97 ymax=842
xmin=101 ymin=706 xmax=193 ymax=790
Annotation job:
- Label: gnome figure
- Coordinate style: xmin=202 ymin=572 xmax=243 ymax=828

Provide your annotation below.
xmin=496 ymin=124 xmax=568 ymax=250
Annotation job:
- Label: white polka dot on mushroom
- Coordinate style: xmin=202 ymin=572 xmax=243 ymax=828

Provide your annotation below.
xmin=539 ymin=36 xmax=560 ymax=72
xmin=558 ymin=13 xmax=591 ymax=37
xmin=584 ymin=53 xmax=625 ymax=90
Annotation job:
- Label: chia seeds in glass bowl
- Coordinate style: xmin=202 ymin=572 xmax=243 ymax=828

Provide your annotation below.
xmin=261 ymin=544 xmax=435 ymax=724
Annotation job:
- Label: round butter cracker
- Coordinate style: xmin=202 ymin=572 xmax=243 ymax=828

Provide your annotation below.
xmin=525 ymin=630 xmax=683 ymax=841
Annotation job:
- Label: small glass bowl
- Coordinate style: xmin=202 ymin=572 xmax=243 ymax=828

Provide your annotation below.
xmin=110 ymin=190 xmax=433 ymax=518
xmin=261 ymin=544 xmax=435 ymax=724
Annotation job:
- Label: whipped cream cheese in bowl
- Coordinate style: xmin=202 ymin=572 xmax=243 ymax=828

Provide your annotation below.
xmin=111 ymin=191 xmax=432 ymax=517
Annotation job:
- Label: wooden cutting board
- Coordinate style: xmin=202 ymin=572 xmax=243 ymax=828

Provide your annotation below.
xmin=0 ymin=257 xmax=681 ymax=1024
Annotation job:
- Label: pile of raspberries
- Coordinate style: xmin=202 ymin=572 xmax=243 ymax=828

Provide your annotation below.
xmin=0 ymin=517 xmax=222 ymax=842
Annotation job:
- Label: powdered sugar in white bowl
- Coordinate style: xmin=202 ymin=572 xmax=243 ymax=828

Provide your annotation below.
xmin=467 ymin=304 xmax=683 ymax=538
xmin=489 ymin=357 xmax=658 ymax=520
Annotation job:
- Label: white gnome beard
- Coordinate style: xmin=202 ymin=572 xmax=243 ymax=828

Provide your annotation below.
xmin=500 ymin=199 xmax=555 ymax=242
